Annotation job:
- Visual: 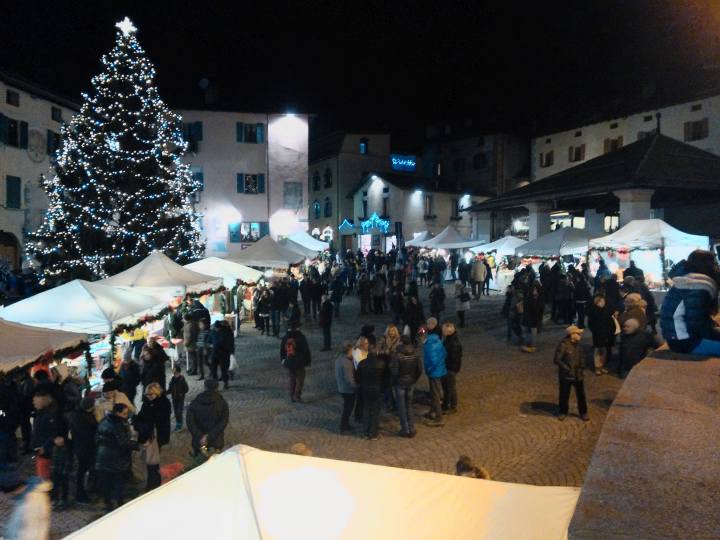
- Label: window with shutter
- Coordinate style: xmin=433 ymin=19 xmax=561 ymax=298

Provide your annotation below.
xmin=236 ymin=173 xmax=244 ymax=193
xmin=259 ymin=222 xmax=270 ymax=238
xmin=0 ymin=114 xmax=7 ymax=145
xmin=51 ymin=106 xmax=63 ymax=122
xmin=312 ymin=171 xmax=321 ymax=191
xmin=6 ymin=119 xmax=19 ymax=147
xmin=324 ymin=169 xmax=332 ymax=188
xmin=257 ymin=174 xmax=265 ymax=193
xmin=6 ymin=176 xmax=21 ymax=209
xmin=192 ymin=121 xmax=203 ymax=141
xmin=324 ymin=197 xmax=332 ymax=217
xmin=19 ymin=122 xmax=28 ymax=149
xmin=256 ymin=123 xmax=265 ymax=143
xmin=313 ymin=200 xmax=321 ymax=219
xmin=6 ymin=90 xmax=19 ymax=107
xmin=236 ymin=122 xmax=244 ymax=142
xmin=228 ymin=223 xmax=242 ymax=243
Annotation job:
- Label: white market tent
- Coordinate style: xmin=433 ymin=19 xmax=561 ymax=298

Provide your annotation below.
xmin=472 ymin=236 xmax=527 ymax=257
xmin=418 ymin=226 xmax=480 ymax=250
xmin=0 ymin=280 xmax=162 ymax=334
xmin=184 ymin=257 xmax=263 ymax=288
xmin=515 ymin=227 xmax=590 ymax=257
xmin=231 ymin=236 xmax=305 ymax=268
xmin=0 ymin=318 xmax=87 ymax=372
xmin=99 ymin=251 xmax=222 ymax=301
xmin=287 ymin=230 xmax=329 ymax=253
xmin=280 ymin=238 xmax=321 ymax=259
xmin=67 ymin=444 xmax=580 ymax=540
xmin=589 ymin=219 xmax=709 ymax=251
xmin=405 ymin=230 xmax=433 ymax=247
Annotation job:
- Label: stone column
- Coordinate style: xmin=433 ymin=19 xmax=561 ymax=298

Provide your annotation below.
xmin=614 ymin=189 xmax=654 ymax=227
xmin=584 ymin=209 xmax=606 ymax=236
xmin=527 ymin=202 xmax=552 ymax=241
xmin=473 ymin=211 xmax=493 ymax=243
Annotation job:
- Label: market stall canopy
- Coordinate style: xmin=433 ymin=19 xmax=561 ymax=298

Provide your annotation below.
xmin=99 ymin=251 xmax=222 ymax=301
xmin=287 ymin=230 xmax=329 ymax=252
xmin=230 ymin=236 xmax=305 ymax=268
xmin=588 ymin=219 xmax=709 ymax=251
xmin=0 ymin=280 xmax=162 ymax=334
xmin=471 ymin=236 xmax=527 ymax=257
xmin=418 ymin=226 xmax=480 ymax=249
xmin=280 ymin=238 xmax=322 ymax=259
xmin=405 ymin=231 xmax=433 ymax=247
xmin=0 ymin=318 xmax=87 ymax=372
xmin=515 ymin=227 xmax=591 ymax=257
xmin=184 ymin=257 xmax=263 ymax=288
xmin=67 ymin=444 xmax=580 ymax=540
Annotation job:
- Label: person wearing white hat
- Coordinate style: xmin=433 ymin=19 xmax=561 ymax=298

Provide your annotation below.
xmin=553 ymin=325 xmax=589 ymax=422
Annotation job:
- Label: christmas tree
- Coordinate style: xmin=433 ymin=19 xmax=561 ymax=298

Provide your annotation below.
xmin=28 ymin=17 xmax=204 ymax=284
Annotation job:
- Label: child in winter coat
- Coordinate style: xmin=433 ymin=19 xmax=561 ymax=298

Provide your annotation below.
xmin=168 ymin=366 xmax=190 ymax=431
xmin=618 ymin=317 xmax=652 ymax=379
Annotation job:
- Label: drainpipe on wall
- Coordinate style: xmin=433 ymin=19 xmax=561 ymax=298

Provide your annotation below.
xmin=266 ymin=113 xmax=271 ymax=236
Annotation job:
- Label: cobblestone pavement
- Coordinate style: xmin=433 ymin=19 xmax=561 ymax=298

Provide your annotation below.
xmin=2 ymin=285 xmax=623 ymax=538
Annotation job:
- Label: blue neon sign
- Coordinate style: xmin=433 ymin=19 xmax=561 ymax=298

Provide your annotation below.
xmin=390 ymin=154 xmax=417 ymax=172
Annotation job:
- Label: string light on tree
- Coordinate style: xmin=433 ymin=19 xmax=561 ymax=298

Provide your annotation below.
xmin=28 ymin=17 xmax=205 ymax=284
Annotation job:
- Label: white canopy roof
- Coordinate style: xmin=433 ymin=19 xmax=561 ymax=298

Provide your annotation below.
xmin=287 ymin=230 xmax=329 ymax=252
xmin=589 ymin=219 xmax=709 ymax=251
xmin=405 ymin=231 xmax=434 ymax=247
xmin=231 ymin=236 xmax=304 ymax=268
xmin=471 ymin=236 xmax=527 ymax=256
xmin=99 ymin=251 xmax=222 ymax=301
xmin=418 ymin=226 xmax=480 ymax=249
xmin=0 ymin=318 xmax=87 ymax=372
xmin=184 ymin=257 xmax=264 ymax=288
xmin=280 ymin=238 xmax=320 ymax=259
xmin=515 ymin=227 xmax=591 ymax=257
xmin=67 ymin=444 xmax=580 ymax=540
xmin=0 ymin=280 xmax=162 ymax=334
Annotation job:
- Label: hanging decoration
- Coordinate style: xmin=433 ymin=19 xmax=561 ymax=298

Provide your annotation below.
xmin=360 ymin=212 xmax=391 ymax=234
xmin=27 ymin=17 xmax=205 ymax=284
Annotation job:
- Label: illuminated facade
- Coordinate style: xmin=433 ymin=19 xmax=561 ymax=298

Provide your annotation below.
xmin=178 ymin=110 xmax=310 ymax=257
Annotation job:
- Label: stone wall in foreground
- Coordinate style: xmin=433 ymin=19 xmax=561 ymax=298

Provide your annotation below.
xmin=569 ymin=354 xmax=720 ymax=539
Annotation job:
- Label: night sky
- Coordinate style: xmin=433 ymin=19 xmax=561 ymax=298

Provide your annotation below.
xmin=2 ymin=1 xmax=720 ymax=140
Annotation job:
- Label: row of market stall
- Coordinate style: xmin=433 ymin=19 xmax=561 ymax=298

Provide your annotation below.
xmin=406 ymin=218 xmax=709 ymax=290
xmin=0 ymin=232 xmax=329 ymax=376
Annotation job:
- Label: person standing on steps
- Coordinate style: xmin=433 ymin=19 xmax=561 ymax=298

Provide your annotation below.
xmin=553 ymin=325 xmax=589 ymax=422
xmin=280 ymin=321 xmax=312 ymax=403
xmin=319 ymin=293 xmax=333 ymax=351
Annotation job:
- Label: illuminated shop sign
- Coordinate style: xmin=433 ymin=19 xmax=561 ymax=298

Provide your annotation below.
xmin=390 ymin=154 xmax=417 ymax=172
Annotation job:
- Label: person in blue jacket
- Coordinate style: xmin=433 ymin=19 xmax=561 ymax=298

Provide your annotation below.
xmin=422 ymin=322 xmax=447 ymax=426
xmin=660 ymin=250 xmax=720 ymax=354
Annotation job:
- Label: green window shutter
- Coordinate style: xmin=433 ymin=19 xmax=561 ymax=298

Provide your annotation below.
xmin=256 ymin=123 xmax=265 ymax=143
xmin=257 ymin=173 xmax=265 ymax=193
xmin=19 ymin=121 xmax=28 ymax=149
xmin=192 ymin=121 xmax=203 ymax=141
xmin=236 ymin=122 xmax=244 ymax=142
xmin=228 ymin=223 xmax=241 ymax=243
xmin=0 ymin=114 xmax=7 ymax=144
xmin=236 ymin=173 xmax=244 ymax=193
xmin=196 ymin=171 xmax=204 ymax=191
xmin=6 ymin=176 xmax=21 ymax=209
xmin=259 ymin=222 xmax=270 ymax=237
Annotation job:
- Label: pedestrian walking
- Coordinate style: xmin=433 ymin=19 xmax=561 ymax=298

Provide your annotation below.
xmin=423 ymin=330 xmax=447 ymax=426
xmin=429 ymin=282 xmax=445 ymax=320
xmin=210 ymin=321 xmax=235 ymax=389
xmin=319 ymin=294 xmax=333 ymax=351
xmin=280 ymin=322 xmax=312 ymax=403
xmin=357 ymin=341 xmax=388 ymax=440
xmin=454 ymin=281 xmax=471 ymax=328
xmin=335 ymin=343 xmax=357 ymax=434
xmin=95 ymin=403 xmax=138 ymax=513
xmin=587 ymin=293 xmax=615 ymax=376
xmin=390 ymin=335 xmax=421 ymax=437
xmin=68 ymin=396 xmax=97 ymax=504
xmin=521 ymin=278 xmax=543 ymax=353
xmin=441 ymin=322 xmax=462 ymax=414
xmin=186 ymin=379 xmax=229 ymax=456
xmin=183 ymin=313 xmax=199 ymax=375
xmin=168 ymin=366 xmax=189 ymax=431
xmin=553 ymin=325 xmax=589 ymax=421
xmin=470 ymin=257 xmax=487 ymax=298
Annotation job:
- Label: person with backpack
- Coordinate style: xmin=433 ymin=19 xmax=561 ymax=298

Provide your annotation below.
xmin=280 ymin=321 xmax=312 ymax=403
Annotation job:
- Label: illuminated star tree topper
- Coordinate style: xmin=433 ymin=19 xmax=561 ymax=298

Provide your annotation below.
xmin=28 ymin=17 xmax=205 ymax=283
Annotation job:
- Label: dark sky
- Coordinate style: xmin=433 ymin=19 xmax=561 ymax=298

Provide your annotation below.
xmin=2 ymin=0 xmax=720 ymax=139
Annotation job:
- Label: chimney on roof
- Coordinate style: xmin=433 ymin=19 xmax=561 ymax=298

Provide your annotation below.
xmin=656 ymin=112 xmax=662 ymax=134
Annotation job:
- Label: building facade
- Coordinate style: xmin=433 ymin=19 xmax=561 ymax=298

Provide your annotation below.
xmin=0 ymin=71 xmax=78 ymax=269
xmin=177 ymin=110 xmax=309 ymax=257
xmin=348 ymin=172 xmax=488 ymax=252
xmin=532 ymin=93 xmax=720 ymax=181
xmin=308 ymin=132 xmax=392 ymax=250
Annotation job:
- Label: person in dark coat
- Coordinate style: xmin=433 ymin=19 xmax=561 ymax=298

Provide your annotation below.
xmin=285 ymin=298 xmax=301 ymax=333
xmin=618 ymin=317 xmax=653 ymax=378
xmin=357 ymin=343 xmax=388 ymax=440
xmin=570 ymin=266 xmax=591 ymax=329
xmin=141 ymin=338 xmax=168 ymax=391
xmin=183 ymin=313 xmax=200 ymax=375
xmin=521 ymin=279 xmax=544 ymax=353
xmin=429 ymin=282 xmax=445 ymax=320
xmin=586 ymin=293 xmax=615 ymax=376
xmin=167 ymin=366 xmax=190 ymax=431
xmin=390 ymin=335 xmax=421 ymax=437
xmin=186 ymin=379 xmax=229 ymax=455
xmin=31 ymin=386 xmax=60 ymax=481
xmin=189 ymin=299 xmax=211 ymax=327
xmin=403 ymin=296 xmax=425 ymax=345
xmin=441 ymin=323 xmax=462 ymax=413
xmin=210 ymin=321 xmax=235 ymax=389
xmin=95 ymin=403 xmax=137 ymax=512
xmin=554 ymin=273 xmax=575 ymax=324
xmin=68 ymin=396 xmax=97 ymax=504
xmin=358 ymin=273 xmax=372 ymax=315
xmin=300 ymin=275 xmax=313 ymax=320
xmin=329 ymin=276 xmax=344 ymax=318
xmin=334 ymin=343 xmax=357 ymax=434
xmin=0 ymin=376 xmax=21 ymax=464
xmin=280 ymin=322 xmax=312 ymax=402
xmin=553 ymin=326 xmax=589 ymax=421
xmin=599 ymin=275 xmax=622 ymax=315
xmin=319 ymin=294 xmax=333 ymax=351
xmin=623 ymin=260 xmax=644 ymax=280
xmin=135 ymin=382 xmax=172 ymax=450
xmin=119 ymin=353 xmax=142 ymax=406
